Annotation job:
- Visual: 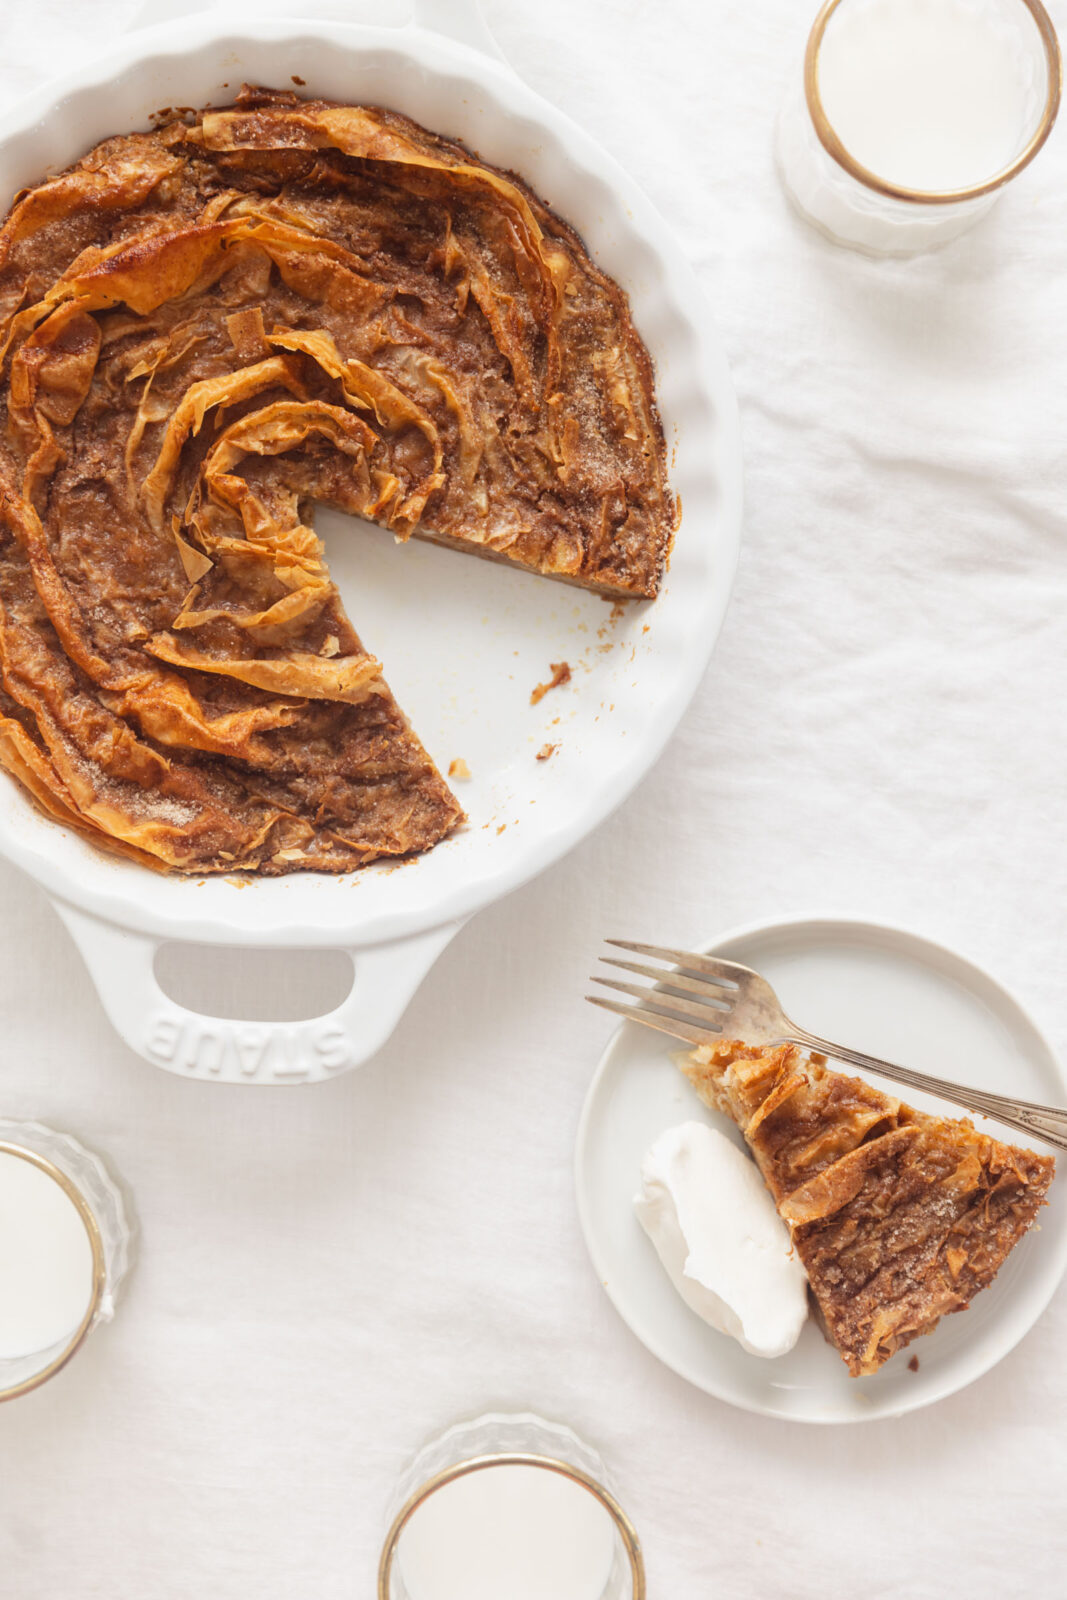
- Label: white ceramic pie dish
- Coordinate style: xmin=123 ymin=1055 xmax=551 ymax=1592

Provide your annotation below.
xmin=0 ymin=7 xmax=743 ymax=1083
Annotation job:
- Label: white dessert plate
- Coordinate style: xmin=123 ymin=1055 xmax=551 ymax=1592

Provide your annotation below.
xmin=575 ymin=913 xmax=1067 ymax=1423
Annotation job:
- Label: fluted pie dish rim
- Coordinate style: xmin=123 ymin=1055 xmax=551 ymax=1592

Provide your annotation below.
xmin=0 ymin=15 xmax=742 ymax=957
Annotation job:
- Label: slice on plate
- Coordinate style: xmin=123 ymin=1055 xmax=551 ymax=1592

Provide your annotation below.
xmin=680 ymin=1039 xmax=1055 ymax=1376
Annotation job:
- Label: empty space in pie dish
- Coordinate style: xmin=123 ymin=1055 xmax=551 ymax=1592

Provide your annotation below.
xmin=0 ymin=17 xmax=741 ymax=949
xmin=575 ymin=915 xmax=1067 ymax=1424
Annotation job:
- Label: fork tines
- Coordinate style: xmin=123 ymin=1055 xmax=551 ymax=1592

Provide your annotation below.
xmin=586 ymin=939 xmax=739 ymax=1047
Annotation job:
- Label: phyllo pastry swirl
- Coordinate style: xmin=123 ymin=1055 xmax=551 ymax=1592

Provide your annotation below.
xmin=681 ymin=1040 xmax=1055 ymax=1375
xmin=0 ymin=87 xmax=673 ymax=874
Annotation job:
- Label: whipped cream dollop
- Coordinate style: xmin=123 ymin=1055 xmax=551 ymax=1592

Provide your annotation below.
xmin=634 ymin=1122 xmax=809 ymax=1359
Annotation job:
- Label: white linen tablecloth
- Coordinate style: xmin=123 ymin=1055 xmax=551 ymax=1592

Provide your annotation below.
xmin=1 ymin=1 xmax=1065 ymax=1594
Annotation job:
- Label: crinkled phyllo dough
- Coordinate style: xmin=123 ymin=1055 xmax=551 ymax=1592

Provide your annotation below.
xmin=681 ymin=1040 xmax=1055 ymax=1376
xmin=0 ymin=88 xmax=672 ymax=874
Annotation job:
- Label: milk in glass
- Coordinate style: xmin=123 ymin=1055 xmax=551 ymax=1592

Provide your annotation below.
xmin=0 ymin=1151 xmax=95 ymax=1360
xmin=396 ymin=1463 xmax=616 ymax=1600
xmin=818 ymin=0 xmax=1035 ymax=191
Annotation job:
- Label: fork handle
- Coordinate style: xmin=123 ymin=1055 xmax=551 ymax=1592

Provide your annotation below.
xmin=789 ymin=1030 xmax=1067 ymax=1156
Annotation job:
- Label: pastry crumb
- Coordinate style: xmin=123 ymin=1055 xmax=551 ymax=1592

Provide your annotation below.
xmin=530 ymin=661 xmax=571 ymax=705
xmin=448 ymin=758 xmax=471 ymax=780
xmin=535 ymin=743 xmax=558 ymax=761
xmin=907 ymin=1355 xmax=919 ymax=1372
xmin=291 ymin=75 xmax=306 ymax=85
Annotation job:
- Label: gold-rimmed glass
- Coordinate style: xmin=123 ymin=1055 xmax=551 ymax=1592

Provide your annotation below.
xmin=777 ymin=0 xmax=1062 ymax=254
xmin=378 ymin=1413 xmax=646 ymax=1600
xmin=0 ymin=1122 xmax=133 ymax=1403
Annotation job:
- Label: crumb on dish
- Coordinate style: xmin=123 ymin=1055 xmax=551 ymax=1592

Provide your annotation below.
xmin=530 ymin=661 xmax=572 ymax=705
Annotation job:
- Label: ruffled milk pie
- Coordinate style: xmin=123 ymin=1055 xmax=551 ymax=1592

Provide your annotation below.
xmin=0 ymin=88 xmax=673 ymax=875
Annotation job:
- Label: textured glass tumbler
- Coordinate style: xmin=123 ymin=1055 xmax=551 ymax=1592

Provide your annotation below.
xmin=777 ymin=0 xmax=1061 ymax=255
xmin=378 ymin=1412 xmax=645 ymax=1600
xmin=0 ymin=1120 xmax=133 ymax=1402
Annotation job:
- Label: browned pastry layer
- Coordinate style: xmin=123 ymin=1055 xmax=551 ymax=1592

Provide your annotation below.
xmin=0 ymin=88 xmax=672 ymax=873
xmin=682 ymin=1040 xmax=1055 ymax=1376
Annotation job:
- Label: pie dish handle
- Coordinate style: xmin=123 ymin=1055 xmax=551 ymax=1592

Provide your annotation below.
xmin=52 ymin=902 xmax=464 ymax=1085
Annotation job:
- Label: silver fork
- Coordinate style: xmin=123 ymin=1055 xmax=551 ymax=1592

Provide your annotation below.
xmin=588 ymin=939 xmax=1067 ymax=1154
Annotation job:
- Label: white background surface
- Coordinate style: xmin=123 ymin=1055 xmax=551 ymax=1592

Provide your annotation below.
xmin=1 ymin=1 xmax=1065 ymax=1594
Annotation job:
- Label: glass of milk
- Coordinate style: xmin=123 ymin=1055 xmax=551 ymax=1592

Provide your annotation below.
xmin=378 ymin=1413 xmax=645 ymax=1600
xmin=0 ymin=1121 xmax=132 ymax=1402
xmin=777 ymin=0 xmax=1062 ymax=254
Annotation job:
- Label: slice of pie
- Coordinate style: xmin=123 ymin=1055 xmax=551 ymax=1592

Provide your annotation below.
xmin=680 ymin=1039 xmax=1055 ymax=1375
